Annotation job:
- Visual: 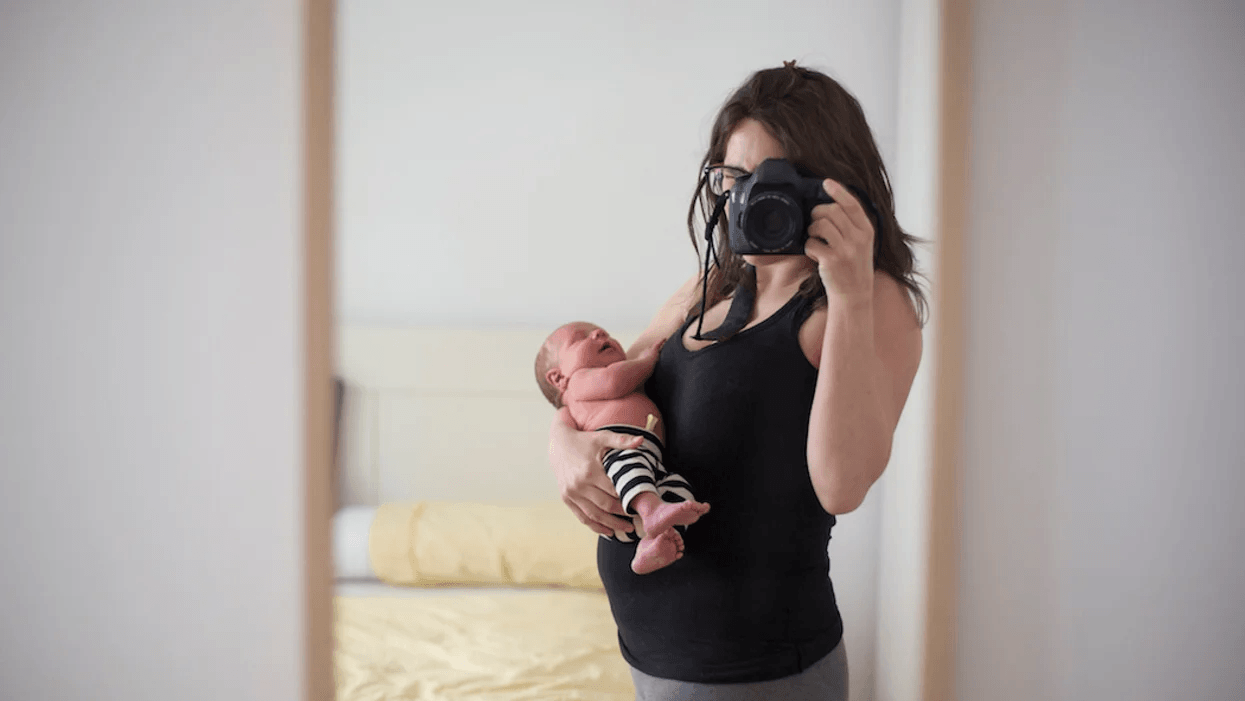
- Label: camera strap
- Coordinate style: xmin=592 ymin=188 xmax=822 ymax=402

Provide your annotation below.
xmin=694 ymin=264 xmax=756 ymax=341
xmin=693 ymin=193 xmax=756 ymax=342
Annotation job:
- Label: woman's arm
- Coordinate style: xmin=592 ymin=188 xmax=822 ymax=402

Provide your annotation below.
xmin=548 ymin=408 xmax=639 ymax=535
xmin=802 ymin=179 xmax=923 ymax=514
xmin=803 ymin=274 xmax=922 ymax=514
xmin=549 ymin=273 xmax=700 ymax=534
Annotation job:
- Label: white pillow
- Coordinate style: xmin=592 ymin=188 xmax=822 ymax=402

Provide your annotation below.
xmin=333 ymin=506 xmax=379 ymax=581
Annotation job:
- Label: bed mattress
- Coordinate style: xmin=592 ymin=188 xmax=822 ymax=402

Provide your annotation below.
xmin=335 ymin=589 xmax=633 ymax=700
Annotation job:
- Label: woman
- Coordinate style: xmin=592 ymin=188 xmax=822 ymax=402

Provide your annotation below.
xmin=549 ymin=62 xmax=927 ymax=699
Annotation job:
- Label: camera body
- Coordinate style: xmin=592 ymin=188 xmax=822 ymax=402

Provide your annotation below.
xmin=726 ymin=158 xmax=838 ymax=255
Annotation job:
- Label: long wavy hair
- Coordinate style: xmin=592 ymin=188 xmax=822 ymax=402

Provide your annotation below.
xmin=687 ymin=62 xmax=928 ymax=326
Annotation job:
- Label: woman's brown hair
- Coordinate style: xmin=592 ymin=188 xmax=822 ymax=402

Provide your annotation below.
xmin=687 ymin=62 xmax=928 ymax=326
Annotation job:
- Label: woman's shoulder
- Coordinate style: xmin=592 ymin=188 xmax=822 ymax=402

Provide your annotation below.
xmin=797 ymin=272 xmax=921 ymax=368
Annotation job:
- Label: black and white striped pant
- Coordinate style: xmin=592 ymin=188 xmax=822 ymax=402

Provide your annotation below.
xmin=596 ymin=425 xmax=695 ymax=543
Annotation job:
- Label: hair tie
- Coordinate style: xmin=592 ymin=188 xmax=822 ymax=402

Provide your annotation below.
xmin=783 ymin=60 xmax=797 ymax=69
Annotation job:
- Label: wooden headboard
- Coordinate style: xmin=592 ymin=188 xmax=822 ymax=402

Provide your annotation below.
xmin=335 ymin=326 xmax=641 ymax=506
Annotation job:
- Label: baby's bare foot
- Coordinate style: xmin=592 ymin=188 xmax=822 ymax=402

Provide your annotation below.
xmin=641 ymin=500 xmax=710 ymax=538
xmin=631 ymin=530 xmax=684 ymax=575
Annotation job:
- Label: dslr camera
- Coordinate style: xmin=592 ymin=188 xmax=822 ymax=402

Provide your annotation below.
xmin=726 ymin=158 xmax=871 ymax=255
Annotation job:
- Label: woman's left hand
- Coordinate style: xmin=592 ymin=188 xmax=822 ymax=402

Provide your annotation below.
xmin=804 ymin=179 xmax=876 ymax=302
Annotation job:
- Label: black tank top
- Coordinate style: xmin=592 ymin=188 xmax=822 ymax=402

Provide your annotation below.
xmin=597 ymin=291 xmax=843 ymax=684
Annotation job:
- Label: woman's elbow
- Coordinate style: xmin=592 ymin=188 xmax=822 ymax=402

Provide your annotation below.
xmin=809 ymin=454 xmax=889 ymax=515
xmin=817 ymin=487 xmax=867 ymax=516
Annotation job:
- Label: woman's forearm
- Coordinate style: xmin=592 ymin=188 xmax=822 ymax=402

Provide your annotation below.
xmin=806 ymin=294 xmax=893 ymax=514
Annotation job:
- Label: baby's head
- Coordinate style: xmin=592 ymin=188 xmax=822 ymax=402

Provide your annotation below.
xmin=535 ymin=321 xmax=626 ymax=408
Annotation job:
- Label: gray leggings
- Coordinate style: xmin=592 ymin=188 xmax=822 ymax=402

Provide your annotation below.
xmin=628 ymin=641 xmax=848 ymax=701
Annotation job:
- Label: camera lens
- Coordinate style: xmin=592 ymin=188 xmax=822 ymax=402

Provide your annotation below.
xmin=742 ymin=191 xmax=800 ymax=252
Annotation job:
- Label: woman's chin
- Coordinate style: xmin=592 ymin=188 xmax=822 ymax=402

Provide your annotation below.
xmin=743 ymin=253 xmax=813 ymax=268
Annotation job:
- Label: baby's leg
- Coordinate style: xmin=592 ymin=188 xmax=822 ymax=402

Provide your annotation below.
xmin=603 ymin=445 xmax=660 ymax=517
xmin=603 ymin=436 xmax=708 ymax=540
xmin=629 ymin=492 xmax=710 ymax=538
xmin=631 ymin=530 xmax=684 ymax=575
xmin=634 ymin=469 xmax=710 ymax=537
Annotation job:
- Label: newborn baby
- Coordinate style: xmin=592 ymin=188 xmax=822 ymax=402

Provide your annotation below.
xmin=536 ymin=322 xmax=709 ymax=574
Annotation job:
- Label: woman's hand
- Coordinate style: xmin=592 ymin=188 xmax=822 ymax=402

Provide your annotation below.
xmin=804 ymin=179 xmax=876 ymax=302
xmin=549 ymin=409 xmax=640 ymax=536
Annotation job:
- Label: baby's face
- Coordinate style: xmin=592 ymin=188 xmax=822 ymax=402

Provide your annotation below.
xmin=552 ymin=322 xmax=626 ymax=376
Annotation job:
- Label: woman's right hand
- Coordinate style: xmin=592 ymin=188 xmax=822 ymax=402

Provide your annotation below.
xmin=549 ymin=408 xmax=641 ymax=536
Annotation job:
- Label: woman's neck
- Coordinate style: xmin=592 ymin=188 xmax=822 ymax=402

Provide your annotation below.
xmin=748 ymin=255 xmax=816 ymax=299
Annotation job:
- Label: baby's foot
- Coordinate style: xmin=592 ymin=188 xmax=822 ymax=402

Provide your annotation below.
xmin=631 ymin=530 xmax=684 ymax=575
xmin=640 ymin=500 xmax=710 ymax=538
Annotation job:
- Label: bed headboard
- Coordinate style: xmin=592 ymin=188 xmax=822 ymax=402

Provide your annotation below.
xmin=335 ymin=326 xmax=641 ymax=506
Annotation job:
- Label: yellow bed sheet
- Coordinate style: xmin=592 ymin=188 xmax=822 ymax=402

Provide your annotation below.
xmin=335 ymin=591 xmax=634 ymax=701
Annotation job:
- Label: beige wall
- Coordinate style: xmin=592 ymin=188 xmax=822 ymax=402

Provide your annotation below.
xmin=0 ymin=3 xmax=309 ymax=699
xmin=956 ymin=0 xmax=1245 ymax=698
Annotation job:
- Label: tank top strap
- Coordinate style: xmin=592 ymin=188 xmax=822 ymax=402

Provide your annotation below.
xmin=785 ymin=291 xmax=822 ymax=334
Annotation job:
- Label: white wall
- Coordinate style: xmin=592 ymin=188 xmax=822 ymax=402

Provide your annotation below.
xmin=336 ymin=2 xmax=916 ymax=699
xmin=336 ymin=0 xmax=901 ymax=331
xmin=958 ymin=1 xmax=1245 ymax=699
xmin=0 ymin=3 xmax=307 ymax=700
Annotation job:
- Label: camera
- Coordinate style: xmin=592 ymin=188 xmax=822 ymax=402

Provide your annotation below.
xmin=726 ymin=158 xmax=851 ymax=255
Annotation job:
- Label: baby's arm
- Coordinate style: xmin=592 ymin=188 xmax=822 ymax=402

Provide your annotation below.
xmin=564 ymin=342 xmax=663 ymax=402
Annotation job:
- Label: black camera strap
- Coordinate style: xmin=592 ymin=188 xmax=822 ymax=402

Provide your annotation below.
xmin=694 ymin=264 xmax=756 ymax=341
xmin=693 ymin=193 xmax=757 ymax=342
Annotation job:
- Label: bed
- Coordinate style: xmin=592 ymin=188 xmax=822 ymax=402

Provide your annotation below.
xmin=333 ymin=326 xmax=643 ymax=700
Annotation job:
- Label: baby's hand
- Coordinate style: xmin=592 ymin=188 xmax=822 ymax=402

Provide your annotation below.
xmin=638 ymin=339 xmax=665 ymax=363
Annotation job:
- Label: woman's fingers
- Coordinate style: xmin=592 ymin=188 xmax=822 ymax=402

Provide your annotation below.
xmin=601 ymin=433 xmax=645 ymax=451
xmin=550 ymin=416 xmax=646 ymax=535
xmin=582 ymin=432 xmax=643 ymax=531
xmin=590 ymin=482 xmax=626 ymax=516
xmin=808 ymin=215 xmax=845 ymax=248
xmin=574 ymin=469 xmax=625 ymax=518
xmin=807 ymin=179 xmax=876 ymax=300
xmin=804 ymin=229 xmax=836 ymax=265
xmin=822 ymin=178 xmax=872 ymax=232
xmin=564 ymin=481 xmax=631 ymax=534
xmin=812 ymin=180 xmax=875 ymax=255
xmin=564 ymin=499 xmax=614 ymax=537
xmin=559 ymin=438 xmax=633 ymax=533
xmin=581 ymin=493 xmax=635 ymax=533
xmin=822 ymin=204 xmax=856 ymax=242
